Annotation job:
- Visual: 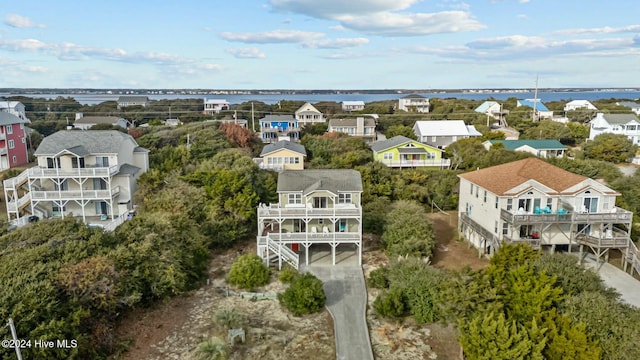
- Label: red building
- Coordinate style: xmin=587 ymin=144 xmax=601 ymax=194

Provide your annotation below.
xmin=0 ymin=113 xmax=30 ymax=170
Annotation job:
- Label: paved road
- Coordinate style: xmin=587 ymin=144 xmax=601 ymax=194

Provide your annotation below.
xmin=305 ymin=265 xmax=374 ymax=360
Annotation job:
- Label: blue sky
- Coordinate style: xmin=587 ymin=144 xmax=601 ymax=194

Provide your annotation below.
xmin=1 ymin=0 xmax=639 ymax=89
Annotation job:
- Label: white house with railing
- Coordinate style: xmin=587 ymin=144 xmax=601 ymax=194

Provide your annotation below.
xmin=257 ymin=169 xmax=362 ymax=269
xmin=458 ymin=158 xmax=639 ymax=276
xmin=3 ymin=130 xmax=149 ymax=230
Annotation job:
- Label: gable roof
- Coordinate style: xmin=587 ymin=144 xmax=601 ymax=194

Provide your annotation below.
xmin=517 ymin=99 xmax=549 ymax=112
xmin=295 ymin=102 xmax=321 ymax=114
xmin=475 ymin=101 xmax=499 ymax=113
xmin=413 ymin=120 xmax=481 ymax=137
xmin=260 ymin=114 xmax=296 ymax=122
xmin=117 ymin=96 xmax=148 ymax=103
xmin=342 ymin=101 xmax=365 ymax=106
xmin=599 ymin=113 xmax=639 ymax=125
xmin=458 ymin=158 xmax=589 ymax=196
xmin=34 ymin=130 xmax=141 ymax=156
xmin=370 ymin=135 xmax=415 ymax=152
xmin=277 ymin=169 xmax=362 ymax=193
xmin=0 ymin=112 xmax=30 ymax=126
xmin=260 ymin=140 xmax=307 ymax=157
xmin=74 ymin=116 xmax=126 ymax=125
xmin=329 ymin=117 xmax=376 ymax=127
xmin=488 ymin=139 xmax=566 ymax=151
xmin=618 ymin=101 xmax=640 ymax=110
xmin=564 ymin=100 xmax=597 ymax=109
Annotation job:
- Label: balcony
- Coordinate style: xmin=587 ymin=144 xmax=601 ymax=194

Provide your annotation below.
xmin=501 ymin=207 xmax=633 ymax=225
xmin=260 ymin=232 xmax=361 ymax=243
xmin=378 ymin=158 xmax=451 ymax=168
xmin=27 ymin=165 xmax=119 ymax=178
xmin=258 ymin=203 xmax=361 ymax=218
xmin=30 ymin=186 xmax=120 ymax=201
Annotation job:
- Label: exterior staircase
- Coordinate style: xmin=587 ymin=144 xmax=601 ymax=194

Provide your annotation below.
xmin=257 ymin=236 xmax=299 ymax=270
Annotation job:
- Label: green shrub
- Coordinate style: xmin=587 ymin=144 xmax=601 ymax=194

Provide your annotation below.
xmin=278 ymin=273 xmax=326 ymax=316
xmin=278 ymin=265 xmax=298 ymax=283
xmin=215 ymin=308 xmax=243 ymax=329
xmin=227 ymin=254 xmax=270 ymax=290
xmin=368 ymin=267 xmax=389 ymax=289
xmin=195 ymin=336 xmax=227 ymax=360
xmin=374 ymin=288 xmax=406 ymax=318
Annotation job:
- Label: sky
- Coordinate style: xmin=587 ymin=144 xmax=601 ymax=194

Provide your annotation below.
xmin=1 ymin=0 xmax=639 ymax=90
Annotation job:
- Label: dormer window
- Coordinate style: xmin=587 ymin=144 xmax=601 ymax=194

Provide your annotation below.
xmin=288 ymin=193 xmax=301 ymax=205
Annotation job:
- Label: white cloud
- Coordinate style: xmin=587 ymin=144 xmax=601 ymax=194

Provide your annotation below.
xmin=303 ymin=37 xmax=369 ymax=49
xmin=220 ymin=29 xmax=324 ymax=43
xmin=4 ymin=14 xmax=46 ymax=28
xmin=554 ymin=24 xmax=640 ymax=36
xmin=329 ymin=25 xmax=346 ymax=31
xmin=269 ymin=0 xmax=484 ymax=36
xmin=225 ymin=47 xmax=267 ymax=59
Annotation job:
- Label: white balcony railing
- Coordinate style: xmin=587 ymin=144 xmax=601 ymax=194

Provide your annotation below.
xmin=3 ymin=169 xmax=29 ymax=188
xmin=27 ymin=165 xmax=119 ymax=178
xmin=30 ymin=186 xmax=120 ymax=201
xmin=262 ymin=232 xmax=361 ymax=243
xmin=378 ymin=159 xmax=451 ymax=168
xmin=258 ymin=203 xmax=361 ymax=218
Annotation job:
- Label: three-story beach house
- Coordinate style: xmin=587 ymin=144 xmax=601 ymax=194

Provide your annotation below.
xmin=3 ymin=130 xmax=149 ymax=230
xmin=257 ymin=169 xmax=363 ymax=269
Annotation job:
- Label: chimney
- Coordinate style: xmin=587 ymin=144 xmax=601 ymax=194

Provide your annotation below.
xmin=356 ymin=117 xmax=364 ymax=136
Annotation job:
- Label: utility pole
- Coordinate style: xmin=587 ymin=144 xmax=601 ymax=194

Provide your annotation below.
xmin=533 ymin=74 xmax=539 ymax=122
xmin=251 ymin=102 xmax=255 ymax=132
xmin=8 ymin=318 xmax=23 ymax=360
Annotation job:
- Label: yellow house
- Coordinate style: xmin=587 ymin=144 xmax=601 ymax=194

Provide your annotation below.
xmin=370 ymin=135 xmax=450 ymax=168
xmin=258 ymin=140 xmax=307 ymax=171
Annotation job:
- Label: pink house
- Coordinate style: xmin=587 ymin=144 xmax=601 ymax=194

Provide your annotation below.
xmin=0 ymin=112 xmax=30 ymax=170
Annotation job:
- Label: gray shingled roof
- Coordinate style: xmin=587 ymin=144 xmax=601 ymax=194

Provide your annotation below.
xmin=34 ymin=130 xmax=141 ymax=156
xmin=602 ymin=113 xmax=639 ymax=124
xmin=0 ymin=112 xmax=30 ymax=126
xmin=260 ymin=114 xmax=296 ymax=122
xmin=260 ymin=140 xmax=307 ymax=156
xmin=277 ymin=169 xmax=362 ymax=193
xmin=74 ymin=116 xmax=125 ymax=125
xmin=117 ymin=163 xmax=141 ymax=175
xmin=618 ymin=101 xmax=640 ymax=110
xmin=328 ymin=118 xmax=376 ymax=127
xmin=370 ymin=135 xmax=414 ymax=152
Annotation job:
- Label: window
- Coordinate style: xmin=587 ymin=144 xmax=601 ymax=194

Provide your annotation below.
xmin=338 ymin=193 xmax=352 ymax=204
xmin=507 ymin=198 xmax=513 ymax=211
xmin=494 ymin=221 xmax=498 ymax=234
xmin=21 ymin=137 xmax=25 ymax=143
xmin=431 ymin=136 xmax=437 ymax=142
xmin=46 ymin=157 xmax=61 ymax=169
xmin=7 ymin=139 xmax=14 ymax=149
xmin=502 ymin=222 xmax=509 ymax=236
xmin=6 ymin=125 xmax=12 ymax=134
xmin=383 ymin=152 xmax=393 ymax=160
xmin=52 ymin=205 xmax=66 ymax=212
xmin=12 ymin=156 xmax=17 ymax=164
xmin=475 ymin=186 xmax=479 ymax=198
xmin=495 ymin=196 xmax=499 ymax=209
xmin=318 ymin=218 xmax=324 ymax=225
xmin=484 ymin=191 xmax=487 ymax=203
xmin=288 ymin=193 xmax=302 ymax=205
xmin=54 ymin=179 xmax=68 ymax=191
xmin=72 ymin=157 xmax=86 ymax=168
xmin=603 ymin=197 xmax=611 ymax=211
xmin=470 ymin=184 xmax=474 ymax=194
xmin=96 ymin=156 xmax=109 ymax=167
xmin=546 ymin=198 xmax=552 ymax=211
xmin=426 ymin=152 xmax=435 ymax=159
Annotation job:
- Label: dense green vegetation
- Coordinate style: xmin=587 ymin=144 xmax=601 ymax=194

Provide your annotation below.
xmin=227 ymin=254 xmax=271 ymax=290
xmin=278 ymin=273 xmax=326 ymax=316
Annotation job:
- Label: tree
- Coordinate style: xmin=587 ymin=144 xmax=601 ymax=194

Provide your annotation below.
xmin=380 ymin=201 xmax=435 ymax=258
xmin=521 ymin=120 xmax=572 ymax=142
xmin=459 ymin=312 xmax=545 ymax=360
xmin=227 ymin=254 xmax=270 ymax=290
xmin=385 ymin=125 xmax=416 ymax=139
xmin=374 ymin=288 xmax=406 ymax=318
xmin=583 ymin=133 xmax=637 ymax=163
xmin=278 ymin=273 xmax=326 ymax=316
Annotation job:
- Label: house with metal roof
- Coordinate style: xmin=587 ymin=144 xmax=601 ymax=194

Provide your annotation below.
xmin=116 ymin=96 xmax=149 ymax=109
xmin=259 ymin=114 xmax=300 ymax=143
xmin=413 ymin=120 xmax=481 ymax=149
xmin=3 ymin=130 xmax=149 ymax=230
xmin=458 ymin=158 xmax=639 ymax=275
xmin=564 ymin=100 xmax=598 ymax=112
xmin=370 ymin=135 xmax=449 ymax=168
xmin=257 ymin=169 xmax=363 ymax=269
xmin=589 ymin=113 xmax=640 ymax=144
xmin=398 ymin=94 xmax=430 ymax=113
xmin=341 ymin=101 xmax=365 ymax=112
xmin=517 ymin=99 xmax=553 ymax=120
xmin=328 ymin=117 xmax=377 ymax=143
xmin=483 ymin=139 xmax=566 ymax=158
xmin=256 ymin=140 xmax=307 ymax=171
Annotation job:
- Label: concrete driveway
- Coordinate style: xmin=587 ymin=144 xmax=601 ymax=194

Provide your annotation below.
xmin=305 ymin=265 xmax=374 ymax=360
xmin=579 ymin=254 xmax=640 ymax=308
